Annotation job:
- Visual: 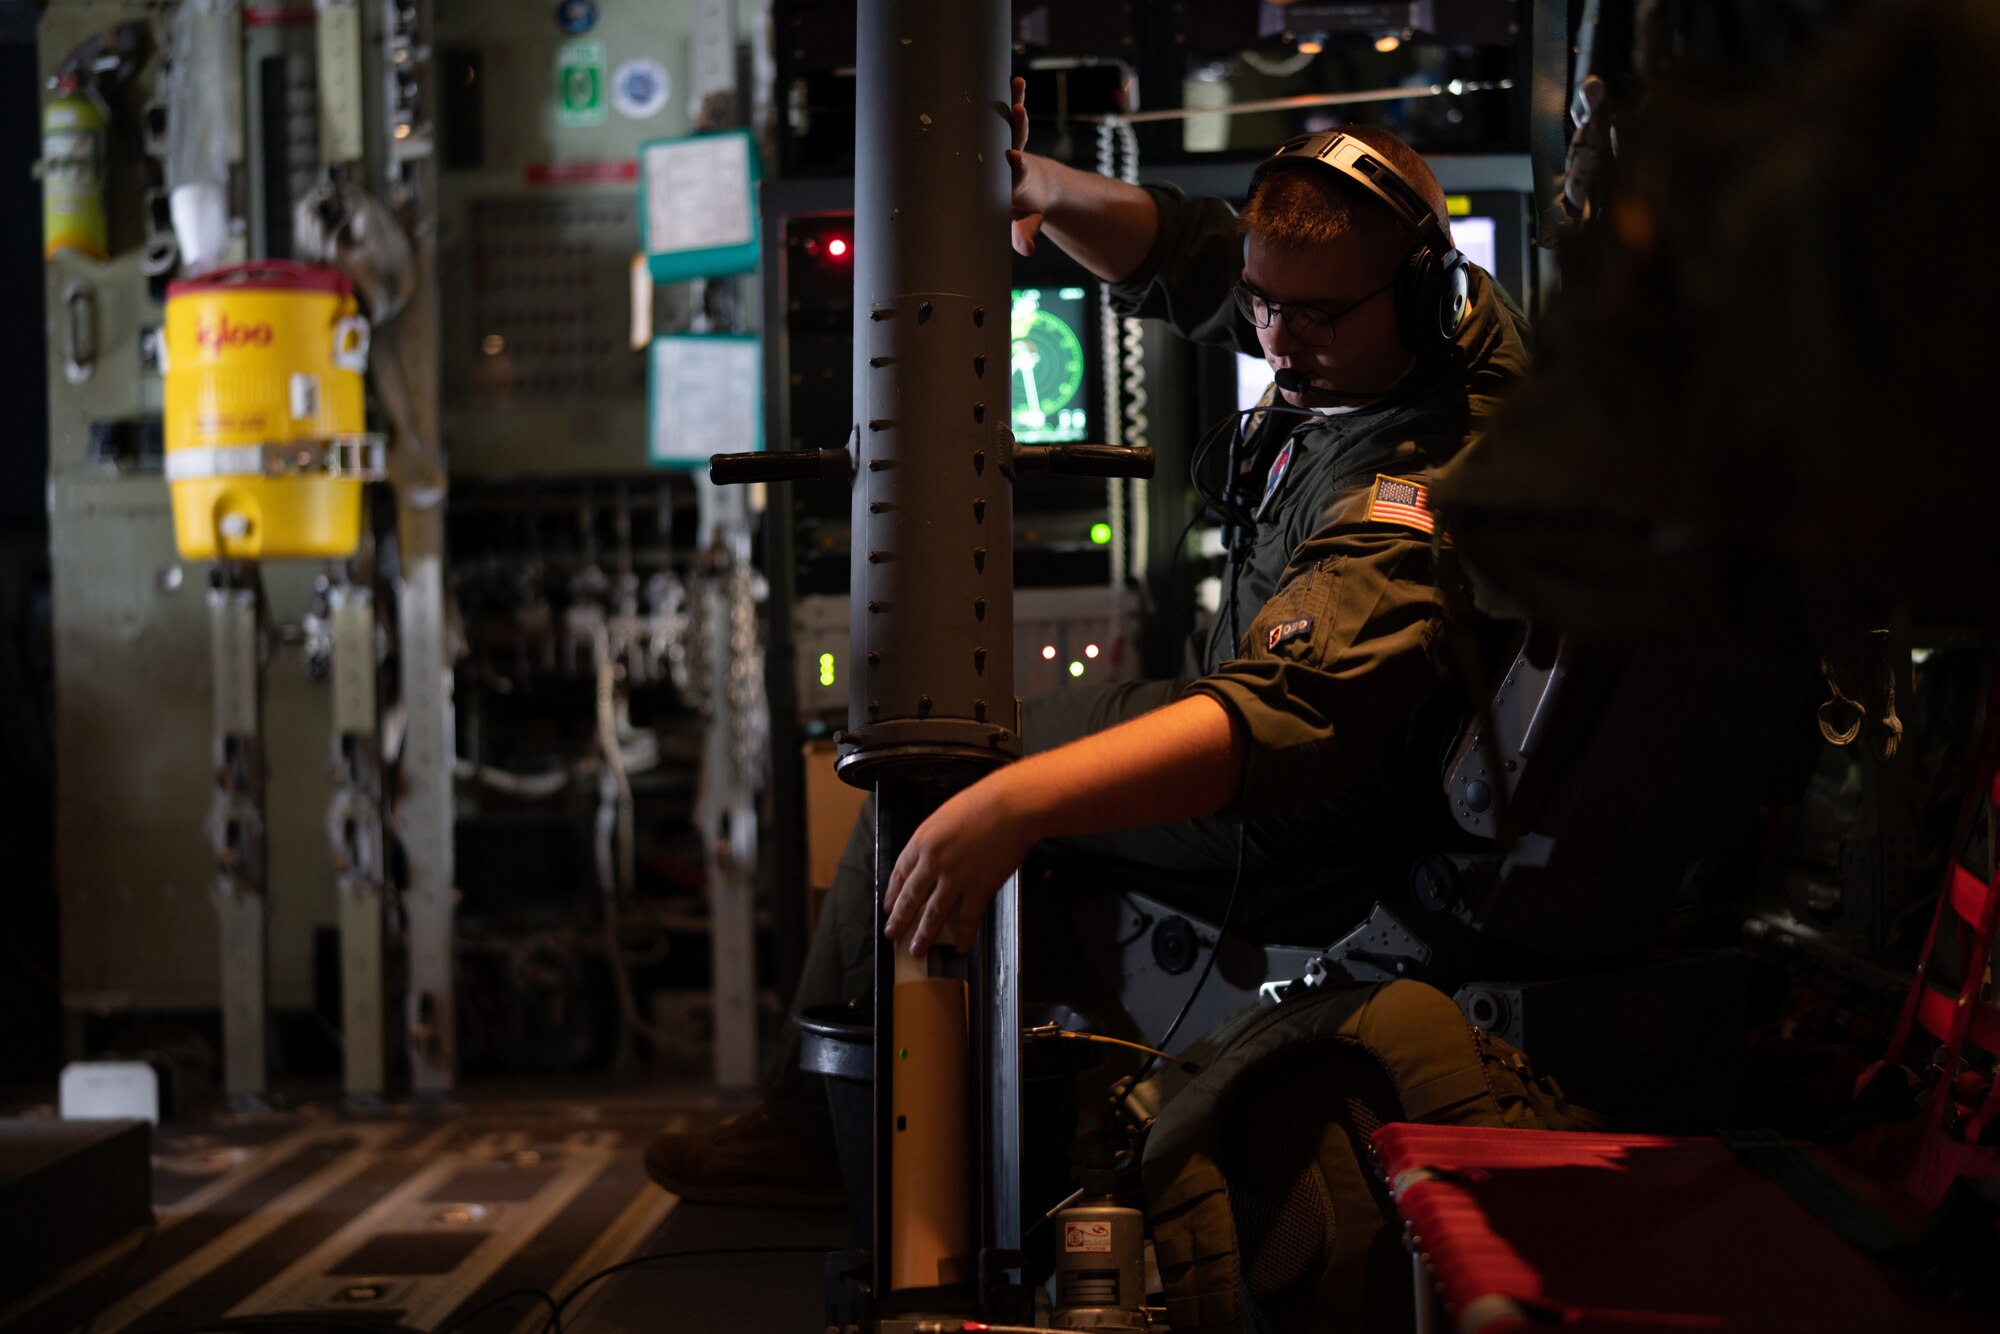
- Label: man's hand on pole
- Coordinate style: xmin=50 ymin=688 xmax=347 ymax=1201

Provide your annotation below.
xmin=1005 ymin=75 xmax=1044 ymax=257
xmin=883 ymin=771 xmax=1037 ymax=956
xmin=881 ymin=696 xmax=1245 ymax=957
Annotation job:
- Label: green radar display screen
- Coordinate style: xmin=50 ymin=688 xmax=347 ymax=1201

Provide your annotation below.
xmin=1010 ymin=286 xmax=1090 ymax=444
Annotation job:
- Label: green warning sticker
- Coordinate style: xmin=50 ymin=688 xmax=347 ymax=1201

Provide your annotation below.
xmin=555 ymin=40 xmax=607 ymax=128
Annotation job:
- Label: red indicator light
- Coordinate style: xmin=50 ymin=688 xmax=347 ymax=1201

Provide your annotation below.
xmin=828 ymin=237 xmax=849 ymax=258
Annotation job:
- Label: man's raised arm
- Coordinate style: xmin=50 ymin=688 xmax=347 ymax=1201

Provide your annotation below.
xmin=1006 ymin=76 xmax=1159 ymax=282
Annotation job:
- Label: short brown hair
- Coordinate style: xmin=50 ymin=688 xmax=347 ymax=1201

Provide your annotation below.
xmin=1241 ymin=125 xmax=1452 ymax=248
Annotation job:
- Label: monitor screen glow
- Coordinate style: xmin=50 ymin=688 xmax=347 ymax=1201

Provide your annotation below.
xmin=1010 ymin=286 xmax=1092 ymax=444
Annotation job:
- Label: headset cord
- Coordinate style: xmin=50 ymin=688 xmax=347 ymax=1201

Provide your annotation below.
xmin=1142 ymin=830 xmax=1248 ymax=1078
xmin=1135 ymin=399 xmax=1315 ymax=1079
xmin=1139 ymin=504 xmax=1256 ymax=1081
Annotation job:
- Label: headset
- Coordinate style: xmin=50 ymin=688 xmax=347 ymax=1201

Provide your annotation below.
xmin=1248 ymin=131 xmax=1472 ymax=354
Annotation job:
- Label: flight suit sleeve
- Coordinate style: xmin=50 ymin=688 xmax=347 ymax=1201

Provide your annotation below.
xmin=1184 ymin=482 xmax=1449 ymax=817
xmin=1106 ymin=183 xmax=1263 ymax=356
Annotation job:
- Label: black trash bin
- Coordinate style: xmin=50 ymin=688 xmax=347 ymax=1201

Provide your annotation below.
xmin=796 ymin=1000 xmax=873 ymax=1250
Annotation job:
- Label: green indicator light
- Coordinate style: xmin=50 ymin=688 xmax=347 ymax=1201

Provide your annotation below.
xmin=818 ymin=652 xmax=836 ymax=687
xmin=898 ymin=1047 xmax=909 ymax=1060
xmin=1089 ymin=522 xmax=1112 ymax=546
xmin=1069 ymin=660 xmax=1085 ymax=678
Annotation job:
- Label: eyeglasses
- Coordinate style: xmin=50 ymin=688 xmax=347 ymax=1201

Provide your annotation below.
xmin=1231 ymin=275 xmax=1399 ymax=348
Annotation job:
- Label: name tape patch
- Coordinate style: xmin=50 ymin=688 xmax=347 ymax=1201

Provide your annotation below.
xmin=1365 ymin=474 xmax=1435 ymax=535
xmin=1267 ymin=616 xmax=1314 ymax=651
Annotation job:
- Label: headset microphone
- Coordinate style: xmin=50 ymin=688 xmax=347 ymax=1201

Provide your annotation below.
xmin=1273 ymin=367 xmax=1394 ymax=399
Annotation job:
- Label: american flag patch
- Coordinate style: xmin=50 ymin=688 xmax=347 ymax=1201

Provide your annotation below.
xmin=1366 ymin=475 xmax=1435 ymax=534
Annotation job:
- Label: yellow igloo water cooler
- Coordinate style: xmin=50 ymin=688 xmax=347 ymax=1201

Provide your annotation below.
xmin=163 ymin=260 xmax=385 ymax=561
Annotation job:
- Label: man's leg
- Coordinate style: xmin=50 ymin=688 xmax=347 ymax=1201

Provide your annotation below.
xmin=762 ymin=795 xmax=879 ymax=1141
xmin=644 ymin=799 xmax=877 ymax=1204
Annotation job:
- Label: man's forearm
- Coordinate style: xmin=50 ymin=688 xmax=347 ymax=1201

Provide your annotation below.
xmin=1020 ymin=152 xmax=1160 ymax=284
xmin=882 ymin=695 xmax=1243 ymax=952
xmin=995 ymin=693 xmax=1242 ymax=840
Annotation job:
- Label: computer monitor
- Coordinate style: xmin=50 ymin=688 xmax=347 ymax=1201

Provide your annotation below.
xmin=1452 ymin=215 xmax=1498 ymax=277
xmin=1010 ymin=284 xmax=1093 ymax=444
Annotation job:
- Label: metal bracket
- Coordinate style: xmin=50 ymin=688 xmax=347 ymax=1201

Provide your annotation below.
xmin=1323 ymin=903 xmax=1435 ymax=984
xmin=164 ymin=434 xmax=389 ymax=483
xmin=1443 ymin=631 xmax=1571 ymax=839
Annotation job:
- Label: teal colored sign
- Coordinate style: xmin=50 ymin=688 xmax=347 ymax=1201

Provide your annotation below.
xmin=637 ymin=130 xmax=761 ymax=283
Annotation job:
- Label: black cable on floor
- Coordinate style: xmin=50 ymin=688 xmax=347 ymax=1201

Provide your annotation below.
xmin=539 ymin=1245 xmax=830 ymax=1334
xmin=437 ymin=1285 xmax=559 ymax=1334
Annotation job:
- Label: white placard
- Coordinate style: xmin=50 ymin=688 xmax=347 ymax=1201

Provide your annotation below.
xmin=61 ymin=1060 xmax=161 ymax=1124
xmin=642 ymin=135 xmax=753 ymax=256
xmin=650 ymin=336 xmax=761 ymax=465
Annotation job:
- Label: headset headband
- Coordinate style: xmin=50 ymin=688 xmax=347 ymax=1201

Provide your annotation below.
xmin=1249 ymin=132 xmax=1454 ymax=256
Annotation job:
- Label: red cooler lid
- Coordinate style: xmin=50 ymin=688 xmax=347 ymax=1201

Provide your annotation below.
xmin=168 ymin=259 xmax=352 ymax=299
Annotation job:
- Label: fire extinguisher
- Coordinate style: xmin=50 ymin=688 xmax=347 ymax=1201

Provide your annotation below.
xmin=42 ymin=84 xmax=108 ymax=262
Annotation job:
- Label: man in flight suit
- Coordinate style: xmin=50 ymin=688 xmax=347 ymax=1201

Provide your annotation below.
xmin=647 ymin=82 xmax=1533 ymax=1204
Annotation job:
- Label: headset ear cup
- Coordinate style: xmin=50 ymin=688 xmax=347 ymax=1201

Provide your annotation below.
xmin=1398 ymin=247 xmax=1471 ymax=351
xmin=1397 ymin=245 xmax=1445 ymax=351
xmin=1436 ymin=252 xmax=1470 ymax=344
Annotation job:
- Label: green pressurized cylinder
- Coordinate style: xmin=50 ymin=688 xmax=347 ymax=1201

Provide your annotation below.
xmin=42 ymin=90 xmax=108 ymax=262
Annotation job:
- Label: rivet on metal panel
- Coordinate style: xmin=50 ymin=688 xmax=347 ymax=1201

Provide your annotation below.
xmin=975 ymin=700 xmax=988 ymax=722
xmin=918 ymin=695 xmax=933 ymax=716
xmin=972 ymin=306 xmax=985 ymax=326
xmin=973 ymin=648 xmax=986 ymax=674
xmin=868 ymin=458 xmax=890 ymax=471
xmin=868 ymin=600 xmax=884 ymax=612
xmin=973 ymin=548 xmax=986 ymax=572
xmin=973 ymin=597 xmax=986 ymax=621
xmin=871 ymin=309 xmax=894 ymax=321
xmin=973 ymin=403 xmax=985 ymax=424
xmin=869 ymin=355 xmax=892 ymax=367
xmin=973 ymin=354 xmax=986 ymax=377
xmin=867 ymin=550 xmax=886 ymax=563
xmin=869 ymin=701 xmax=880 ymax=716
xmin=973 ymin=450 xmax=985 ymax=475
xmin=973 ymin=499 xmax=986 ymax=522
xmin=867 ymin=651 xmax=881 ymax=666
xmin=869 ymin=501 xmax=889 ymax=513
xmin=868 ymin=419 xmax=891 ymax=431
xmin=918 ymin=301 xmax=933 ymax=322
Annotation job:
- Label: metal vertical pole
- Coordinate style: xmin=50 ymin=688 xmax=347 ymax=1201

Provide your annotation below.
xmin=690 ymin=0 xmax=761 ymax=1096
xmin=208 ymin=570 xmax=269 ymax=1110
xmin=697 ymin=484 xmax=763 ymax=1094
xmin=847 ymin=0 xmax=1016 ymax=1313
xmin=398 ymin=515 xmax=454 ymax=1099
xmin=708 ymin=0 xmax=1142 ymax=1317
xmin=366 ymin=0 xmax=454 ymax=1101
xmin=328 ymin=577 xmax=386 ymax=1106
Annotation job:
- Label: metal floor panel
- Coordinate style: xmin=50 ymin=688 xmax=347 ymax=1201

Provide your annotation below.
xmin=0 ymin=1093 xmax=703 ymax=1334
